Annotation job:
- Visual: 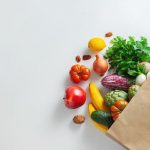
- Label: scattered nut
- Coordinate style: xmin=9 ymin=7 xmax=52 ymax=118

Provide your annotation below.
xmin=75 ymin=55 xmax=81 ymax=63
xmin=73 ymin=115 xmax=85 ymax=124
xmin=82 ymin=55 xmax=91 ymax=61
xmin=105 ymin=32 xmax=113 ymax=37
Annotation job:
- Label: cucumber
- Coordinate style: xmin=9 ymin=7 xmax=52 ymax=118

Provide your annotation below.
xmin=91 ymin=110 xmax=113 ymax=128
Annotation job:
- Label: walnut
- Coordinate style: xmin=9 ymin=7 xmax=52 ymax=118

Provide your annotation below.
xmin=73 ymin=115 xmax=85 ymax=124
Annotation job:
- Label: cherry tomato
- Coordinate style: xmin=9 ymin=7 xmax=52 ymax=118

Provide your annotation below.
xmin=69 ymin=64 xmax=91 ymax=83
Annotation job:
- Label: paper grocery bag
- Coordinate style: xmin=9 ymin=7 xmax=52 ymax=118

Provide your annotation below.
xmin=107 ymin=77 xmax=150 ymax=150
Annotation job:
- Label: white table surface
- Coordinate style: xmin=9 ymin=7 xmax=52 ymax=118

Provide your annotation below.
xmin=0 ymin=0 xmax=150 ymax=149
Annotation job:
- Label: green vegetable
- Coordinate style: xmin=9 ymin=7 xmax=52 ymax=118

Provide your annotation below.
xmin=105 ymin=90 xmax=128 ymax=107
xmin=105 ymin=36 xmax=150 ymax=79
xmin=91 ymin=110 xmax=113 ymax=127
xmin=128 ymin=85 xmax=140 ymax=100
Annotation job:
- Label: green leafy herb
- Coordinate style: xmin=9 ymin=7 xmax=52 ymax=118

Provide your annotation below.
xmin=105 ymin=36 xmax=150 ymax=79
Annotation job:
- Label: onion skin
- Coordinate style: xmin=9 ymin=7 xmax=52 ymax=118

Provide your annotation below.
xmin=93 ymin=55 xmax=108 ymax=76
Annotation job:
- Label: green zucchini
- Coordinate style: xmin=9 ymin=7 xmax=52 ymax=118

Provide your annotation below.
xmin=91 ymin=110 xmax=113 ymax=128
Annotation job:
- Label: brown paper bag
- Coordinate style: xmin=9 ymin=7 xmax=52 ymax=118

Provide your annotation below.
xmin=107 ymin=77 xmax=150 ymax=150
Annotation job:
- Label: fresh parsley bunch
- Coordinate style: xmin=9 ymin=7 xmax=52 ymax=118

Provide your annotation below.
xmin=105 ymin=36 xmax=150 ymax=79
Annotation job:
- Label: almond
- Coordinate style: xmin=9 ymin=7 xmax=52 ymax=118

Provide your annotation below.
xmin=82 ymin=55 xmax=91 ymax=60
xmin=105 ymin=32 xmax=113 ymax=37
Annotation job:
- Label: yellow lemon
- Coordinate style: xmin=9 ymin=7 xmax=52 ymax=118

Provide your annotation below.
xmin=88 ymin=37 xmax=106 ymax=52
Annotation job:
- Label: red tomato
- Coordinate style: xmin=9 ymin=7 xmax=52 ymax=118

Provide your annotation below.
xmin=69 ymin=64 xmax=91 ymax=83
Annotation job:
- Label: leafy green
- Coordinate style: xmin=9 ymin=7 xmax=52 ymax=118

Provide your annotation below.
xmin=105 ymin=36 xmax=150 ymax=79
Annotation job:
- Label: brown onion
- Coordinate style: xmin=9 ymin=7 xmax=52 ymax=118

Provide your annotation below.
xmin=93 ymin=55 xmax=108 ymax=76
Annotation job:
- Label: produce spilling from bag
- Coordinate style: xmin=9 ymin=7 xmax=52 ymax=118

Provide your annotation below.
xmin=63 ymin=34 xmax=150 ymax=132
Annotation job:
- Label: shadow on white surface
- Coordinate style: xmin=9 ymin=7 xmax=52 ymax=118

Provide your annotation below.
xmin=80 ymin=120 xmax=125 ymax=150
xmin=69 ymin=120 xmax=82 ymax=130
xmin=51 ymin=101 xmax=80 ymax=126
xmin=63 ymin=75 xmax=74 ymax=87
xmin=89 ymin=69 xmax=101 ymax=83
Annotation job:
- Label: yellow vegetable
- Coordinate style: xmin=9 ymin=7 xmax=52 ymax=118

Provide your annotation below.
xmin=89 ymin=82 xmax=109 ymax=111
xmin=88 ymin=37 xmax=106 ymax=52
xmin=88 ymin=103 xmax=108 ymax=132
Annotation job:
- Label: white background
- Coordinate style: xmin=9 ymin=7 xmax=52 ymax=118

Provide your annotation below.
xmin=0 ymin=0 xmax=150 ymax=149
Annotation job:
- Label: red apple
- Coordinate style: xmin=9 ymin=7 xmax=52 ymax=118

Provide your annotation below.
xmin=64 ymin=86 xmax=86 ymax=109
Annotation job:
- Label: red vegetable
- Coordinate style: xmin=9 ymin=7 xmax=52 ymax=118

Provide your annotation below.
xmin=64 ymin=86 xmax=86 ymax=109
xmin=69 ymin=64 xmax=91 ymax=83
xmin=93 ymin=55 xmax=108 ymax=76
xmin=101 ymin=74 xmax=130 ymax=91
